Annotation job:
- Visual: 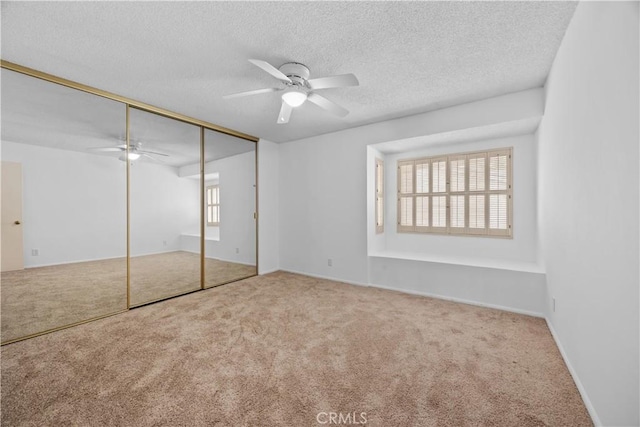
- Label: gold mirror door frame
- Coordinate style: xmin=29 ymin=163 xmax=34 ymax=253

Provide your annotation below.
xmin=1 ymin=61 xmax=259 ymax=345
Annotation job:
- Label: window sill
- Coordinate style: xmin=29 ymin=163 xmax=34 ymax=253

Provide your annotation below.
xmin=368 ymin=250 xmax=544 ymax=274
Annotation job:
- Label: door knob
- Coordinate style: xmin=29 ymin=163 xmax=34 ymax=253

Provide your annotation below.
xmin=14 ymin=220 xmax=21 ymax=225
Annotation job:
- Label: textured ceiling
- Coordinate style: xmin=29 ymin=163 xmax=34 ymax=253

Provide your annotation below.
xmin=1 ymin=1 xmax=577 ymax=143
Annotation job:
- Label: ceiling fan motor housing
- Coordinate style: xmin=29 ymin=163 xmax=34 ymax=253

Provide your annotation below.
xmin=279 ymin=62 xmax=310 ymax=87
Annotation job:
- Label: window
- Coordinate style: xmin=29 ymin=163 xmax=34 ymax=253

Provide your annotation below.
xmin=375 ymin=158 xmax=384 ymax=233
xmin=206 ymin=185 xmax=220 ymax=226
xmin=397 ymin=148 xmax=512 ymax=237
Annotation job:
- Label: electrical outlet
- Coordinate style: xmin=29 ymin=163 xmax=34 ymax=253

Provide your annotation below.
xmin=31 ymin=249 xmax=39 ymax=256
xmin=328 ymin=258 xmax=333 ymax=267
xmin=235 ymin=248 xmax=239 ymax=254
xmin=552 ymin=297 xmax=556 ymax=313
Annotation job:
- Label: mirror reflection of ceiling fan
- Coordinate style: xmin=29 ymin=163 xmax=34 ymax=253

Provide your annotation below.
xmin=223 ymin=59 xmax=360 ymax=124
xmin=91 ymin=141 xmax=169 ymax=162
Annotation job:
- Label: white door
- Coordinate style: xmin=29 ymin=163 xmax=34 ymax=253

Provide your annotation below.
xmin=1 ymin=161 xmax=24 ymax=272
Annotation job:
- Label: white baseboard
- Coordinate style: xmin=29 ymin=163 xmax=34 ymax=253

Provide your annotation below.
xmin=369 ymin=282 xmax=545 ymax=318
xmin=280 ymin=269 xmax=370 ymax=287
xmin=258 ymin=268 xmax=280 ymax=275
xmin=545 ymin=319 xmax=601 ymax=426
xmin=280 ymin=269 xmax=542 ymax=318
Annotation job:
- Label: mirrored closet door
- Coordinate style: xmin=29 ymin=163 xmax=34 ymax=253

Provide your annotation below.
xmin=1 ymin=69 xmax=127 ymax=343
xmin=128 ymin=108 xmax=202 ymax=306
xmin=1 ymin=61 xmax=259 ymax=344
xmin=203 ymin=129 xmax=257 ymax=288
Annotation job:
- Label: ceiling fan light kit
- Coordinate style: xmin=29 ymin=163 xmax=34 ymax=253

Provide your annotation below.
xmin=224 ymin=59 xmax=359 ymax=124
xmin=119 ymin=151 xmax=141 ymax=162
xmin=282 ymin=86 xmax=307 ymax=107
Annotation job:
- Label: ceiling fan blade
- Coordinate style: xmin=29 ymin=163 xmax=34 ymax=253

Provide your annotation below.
xmin=307 ymin=73 xmax=359 ymax=90
xmin=277 ymin=101 xmax=293 ymax=124
xmin=223 ymin=87 xmax=282 ymax=100
xmin=137 ymin=149 xmax=169 ymax=157
xmin=90 ymin=147 xmax=125 ymax=152
xmin=248 ymin=59 xmax=292 ymax=83
xmin=141 ymin=153 xmax=165 ymax=163
xmin=307 ymin=93 xmax=349 ymax=117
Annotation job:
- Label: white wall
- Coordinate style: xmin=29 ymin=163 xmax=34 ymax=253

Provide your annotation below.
xmin=537 ymin=2 xmax=639 ymax=425
xmin=257 ymin=139 xmax=280 ymax=274
xmin=279 ymin=135 xmax=371 ymax=284
xmin=130 ymin=160 xmax=199 ymax=257
xmin=2 ymin=141 xmax=127 ymax=267
xmin=179 ymin=150 xmax=256 ymax=265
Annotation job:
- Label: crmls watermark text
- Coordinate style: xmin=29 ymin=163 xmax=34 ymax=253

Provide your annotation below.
xmin=316 ymin=412 xmax=367 ymax=425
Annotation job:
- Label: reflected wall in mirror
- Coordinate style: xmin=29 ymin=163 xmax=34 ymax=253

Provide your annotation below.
xmin=0 ymin=69 xmax=127 ymax=343
xmin=199 ymin=129 xmax=257 ymax=288
xmin=129 ymin=108 xmax=201 ymax=306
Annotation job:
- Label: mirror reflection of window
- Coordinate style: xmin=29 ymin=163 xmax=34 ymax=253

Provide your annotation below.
xmin=203 ymin=129 xmax=256 ymax=288
xmin=207 ymin=185 xmax=220 ymax=226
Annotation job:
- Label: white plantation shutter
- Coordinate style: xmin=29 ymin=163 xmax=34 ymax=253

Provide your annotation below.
xmin=448 ymin=155 xmax=466 ymax=233
xmin=397 ymin=147 xmax=512 ymax=238
xmin=397 ymin=160 xmax=415 ymax=232
xmin=432 ymin=159 xmax=447 ymax=193
xmin=450 ymin=195 xmax=465 ymax=228
xmin=415 ymin=196 xmax=429 ymax=227
xmin=487 ymin=149 xmax=511 ymax=236
xmin=415 ymin=162 xmax=429 ymax=194
xmin=469 ymin=195 xmax=485 ymax=229
xmin=375 ymin=159 xmax=384 ymax=233
xmin=399 ymin=197 xmax=413 ymax=226
xmin=430 ymin=157 xmax=447 ymax=231
xmin=467 ymin=153 xmax=487 ymax=234
xmin=432 ymin=196 xmax=447 ymax=228
xmin=450 ymin=158 xmax=465 ymax=193
xmin=469 ymin=155 xmax=486 ymax=192
xmin=489 ymin=194 xmax=508 ymax=229
xmin=490 ymin=153 xmax=508 ymax=191
xmin=399 ymin=163 xmax=413 ymax=194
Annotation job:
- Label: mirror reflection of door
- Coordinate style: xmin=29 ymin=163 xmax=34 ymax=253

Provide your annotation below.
xmin=203 ymin=129 xmax=257 ymax=288
xmin=1 ymin=68 xmax=127 ymax=343
xmin=1 ymin=161 xmax=24 ymax=272
xmin=129 ymin=108 xmax=201 ymax=306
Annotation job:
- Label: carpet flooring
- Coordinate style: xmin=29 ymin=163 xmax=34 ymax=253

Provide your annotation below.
xmin=0 ymin=272 xmax=592 ymax=426
xmin=1 ymin=251 xmax=256 ymax=343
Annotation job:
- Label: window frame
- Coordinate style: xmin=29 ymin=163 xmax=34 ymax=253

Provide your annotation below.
xmin=206 ymin=184 xmax=220 ymax=226
xmin=396 ymin=147 xmax=512 ymax=238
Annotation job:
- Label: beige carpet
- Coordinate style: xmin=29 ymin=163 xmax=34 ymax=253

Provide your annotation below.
xmin=1 ymin=251 xmax=256 ymax=343
xmin=1 ymin=272 xmax=591 ymax=426
xmin=130 ymin=251 xmax=256 ymax=305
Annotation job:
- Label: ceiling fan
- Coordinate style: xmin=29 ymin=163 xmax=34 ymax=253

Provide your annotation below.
xmin=91 ymin=141 xmax=168 ymax=162
xmin=224 ymin=59 xmax=359 ymax=124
